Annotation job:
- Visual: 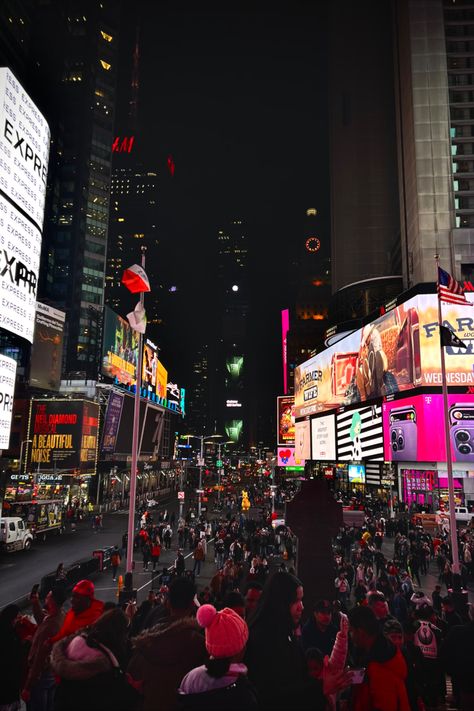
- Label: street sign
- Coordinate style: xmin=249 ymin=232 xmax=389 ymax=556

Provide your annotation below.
xmin=177 ymin=491 xmax=185 ymax=501
xmin=216 ymin=459 xmax=223 ymax=468
xmin=197 ymin=457 xmax=205 ymax=467
xmin=196 ymin=489 xmax=204 ymax=494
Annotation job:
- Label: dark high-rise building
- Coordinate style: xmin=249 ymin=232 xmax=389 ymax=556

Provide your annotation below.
xmin=106 ymin=165 xmax=162 ymax=338
xmin=29 ymin=1 xmax=120 ymax=379
xmin=185 ymin=344 xmax=210 ymax=437
xmin=209 ymin=219 xmax=252 ymax=448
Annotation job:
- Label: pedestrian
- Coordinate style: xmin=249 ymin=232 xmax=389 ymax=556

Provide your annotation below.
xmin=178 ymin=604 xmax=258 ymax=709
xmin=245 ymin=572 xmax=345 ymax=710
xmin=128 ymin=577 xmax=207 ymax=711
xmin=51 ymin=609 xmax=140 ymax=711
xmin=334 ymin=571 xmax=349 ymax=610
xmin=50 ymin=580 xmax=104 ymax=643
xmin=142 ymin=541 xmax=151 ymax=571
xmin=21 ymin=586 xmax=67 ymax=711
xmin=151 ymin=540 xmax=162 ymax=571
xmin=111 ymin=545 xmax=121 ymax=582
xmin=193 ymin=541 xmax=205 ymax=577
xmin=175 ymin=549 xmax=186 ymax=576
xmin=348 ymin=605 xmax=411 ymax=711
xmin=441 ymin=602 xmax=474 ymax=710
xmin=301 ymin=599 xmax=338 ymax=656
xmin=0 ymin=605 xmax=26 ymax=711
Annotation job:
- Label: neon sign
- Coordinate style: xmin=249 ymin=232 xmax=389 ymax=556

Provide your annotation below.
xmin=112 ymin=136 xmax=135 ymax=153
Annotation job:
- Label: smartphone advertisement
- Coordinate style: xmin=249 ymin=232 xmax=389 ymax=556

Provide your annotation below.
xmin=383 ymin=393 xmax=474 ymax=463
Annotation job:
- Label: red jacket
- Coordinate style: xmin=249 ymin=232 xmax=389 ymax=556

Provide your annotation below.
xmin=50 ymin=599 xmax=104 ymax=643
xmin=352 ymin=637 xmax=410 ymax=711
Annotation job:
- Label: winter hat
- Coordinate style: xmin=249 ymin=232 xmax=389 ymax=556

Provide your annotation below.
xmin=196 ymin=604 xmax=248 ymax=658
xmin=72 ymin=579 xmax=95 ymax=598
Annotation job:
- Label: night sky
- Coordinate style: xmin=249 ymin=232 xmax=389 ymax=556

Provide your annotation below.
xmin=116 ymin=1 xmax=329 ymax=440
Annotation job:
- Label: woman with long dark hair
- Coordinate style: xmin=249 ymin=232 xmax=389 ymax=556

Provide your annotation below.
xmin=245 ymin=572 xmax=349 ymax=710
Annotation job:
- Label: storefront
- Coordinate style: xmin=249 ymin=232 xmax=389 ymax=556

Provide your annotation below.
xmin=399 ymin=467 xmax=473 ymax=510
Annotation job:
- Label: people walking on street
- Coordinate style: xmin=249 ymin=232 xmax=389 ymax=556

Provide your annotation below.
xmin=111 ymin=545 xmax=121 ymax=582
xmin=193 ymin=541 xmax=205 ymax=577
xmin=151 ymin=540 xmax=162 ymax=571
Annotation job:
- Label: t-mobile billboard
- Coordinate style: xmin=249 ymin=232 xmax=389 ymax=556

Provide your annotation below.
xmin=383 ymin=393 xmax=474 ymax=464
xmin=0 ymin=68 xmax=50 ymax=342
xmin=294 ymin=291 xmax=474 ymax=418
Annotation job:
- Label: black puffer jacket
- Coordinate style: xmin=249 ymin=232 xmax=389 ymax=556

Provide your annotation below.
xmin=51 ymin=634 xmax=140 ymax=711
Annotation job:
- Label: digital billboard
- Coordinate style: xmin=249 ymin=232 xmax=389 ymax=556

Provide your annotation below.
xmin=225 ymin=419 xmax=243 ymax=443
xmin=29 ymin=303 xmax=65 ymax=390
xmin=383 ymin=393 xmax=474 ymax=464
xmin=311 ymin=414 xmax=336 ymax=461
xmin=0 ymin=68 xmax=50 ymax=342
xmin=295 ymin=419 xmax=311 ymax=461
xmin=0 ymin=354 xmax=16 ymax=448
xmin=166 ymin=382 xmax=186 ymax=416
xmin=114 ymin=395 xmax=164 ymax=456
xmin=27 ymin=399 xmax=99 ymax=473
xmin=348 ymin=464 xmax=366 ymax=483
xmin=101 ymin=391 xmax=124 ymax=454
xmin=277 ymin=446 xmax=304 ymax=467
xmin=101 ymin=306 xmax=139 ymax=385
xmin=294 ymin=291 xmax=474 ymax=418
xmin=142 ymin=338 xmax=159 ymax=393
xmin=337 ymin=404 xmax=383 ymax=461
xmin=277 ymin=395 xmax=295 ymax=446
xmin=156 ymin=359 xmax=168 ymax=399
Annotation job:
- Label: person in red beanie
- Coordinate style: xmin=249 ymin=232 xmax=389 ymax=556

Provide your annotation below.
xmin=178 ymin=603 xmax=258 ymax=709
xmin=50 ymin=579 xmax=104 ymax=643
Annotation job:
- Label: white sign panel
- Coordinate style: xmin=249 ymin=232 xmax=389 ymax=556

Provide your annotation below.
xmin=0 ymin=68 xmax=50 ymax=343
xmin=295 ymin=419 xmax=311 ymax=461
xmin=0 ymin=68 xmax=50 ymax=228
xmin=0 ymin=353 xmax=16 ymax=448
xmin=311 ymin=414 xmax=336 ymax=461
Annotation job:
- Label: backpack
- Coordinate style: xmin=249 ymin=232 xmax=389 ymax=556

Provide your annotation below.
xmin=413 ymin=620 xmax=438 ymax=659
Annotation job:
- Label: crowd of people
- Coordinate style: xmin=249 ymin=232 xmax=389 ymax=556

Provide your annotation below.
xmin=1 ymin=489 xmax=474 ymax=711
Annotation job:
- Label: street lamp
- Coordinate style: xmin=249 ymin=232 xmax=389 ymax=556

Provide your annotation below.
xmin=205 ymin=438 xmax=233 ymax=504
xmin=19 ymin=439 xmax=32 ymax=478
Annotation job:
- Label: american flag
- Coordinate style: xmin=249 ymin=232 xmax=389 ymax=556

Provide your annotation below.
xmin=438 ymin=267 xmax=471 ymax=306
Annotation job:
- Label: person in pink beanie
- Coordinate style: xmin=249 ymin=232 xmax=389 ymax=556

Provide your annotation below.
xmin=178 ymin=603 xmax=258 ymax=710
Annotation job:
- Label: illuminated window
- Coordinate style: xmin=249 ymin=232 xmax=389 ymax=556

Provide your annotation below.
xmin=117 ymin=217 xmax=125 ymax=222
xmin=100 ymin=59 xmax=111 ymax=71
xmin=100 ymin=30 xmax=113 ymax=42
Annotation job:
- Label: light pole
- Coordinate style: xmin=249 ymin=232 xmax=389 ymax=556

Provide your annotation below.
xmin=206 ymin=439 xmax=233 ymax=505
xmin=183 ymin=433 xmax=223 ymax=517
xmin=19 ymin=439 xmax=32 ymax=477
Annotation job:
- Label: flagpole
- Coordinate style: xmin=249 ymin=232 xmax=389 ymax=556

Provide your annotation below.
xmin=126 ymin=245 xmax=147 ymax=577
xmin=435 ymin=254 xmax=460 ymax=578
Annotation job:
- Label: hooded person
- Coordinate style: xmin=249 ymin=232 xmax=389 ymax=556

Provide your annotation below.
xmin=127 ymin=576 xmax=207 ymax=711
xmin=178 ymin=604 xmax=257 ymax=710
xmin=51 ymin=608 xmax=140 ymax=711
xmin=50 ymin=580 xmax=104 ymax=643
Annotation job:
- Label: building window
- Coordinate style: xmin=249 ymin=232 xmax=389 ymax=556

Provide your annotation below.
xmin=100 ymin=59 xmax=112 ymax=71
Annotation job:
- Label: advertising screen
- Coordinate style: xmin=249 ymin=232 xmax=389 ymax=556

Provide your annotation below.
xmin=337 ymin=404 xmax=383 ymax=461
xmin=311 ymin=414 xmax=336 ymax=461
xmin=101 ymin=306 xmax=139 ymax=385
xmin=101 ymin=391 xmax=124 ymax=454
xmin=348 ymin=464 xmax=366 ymax=483
xmin=114 ymin=395 xmax=164 ymax=456
xmin=28 ymin=400 xmax=99 ymax=473
xmin=383 ymin=393 xmax=474 ymax=464
xmin=0 ymin=354 xmax=17 ymax=448
xmin=166 ymin=382 xmax=186 ymax=416
xmin=281 ymin=309 xmax=290 ymax=394
xmin=277 ymin=395 xmax=295 ymax=446
xmin=294 ymin=292 xmax=474 ymax=418
xmin=295 ymin=419 xmax=311 ymax=461
xmin=0 ymin=68 xmax=50 ymax=342
xmin=156 ymin=359 xmax=168 ymax=399
xmin=29 ymin=303 xmax=65 ymax=390
xmin=142 ymin=338 xmax=159 ymax=394
xmin=225 ymin=419 xmax=243 ymax=443
xmin=277 ymin=446 xmax=304 ymax=467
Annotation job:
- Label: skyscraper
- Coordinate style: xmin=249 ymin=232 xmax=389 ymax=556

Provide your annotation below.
xmin=31 ymin=1 xmax=120 ymax=379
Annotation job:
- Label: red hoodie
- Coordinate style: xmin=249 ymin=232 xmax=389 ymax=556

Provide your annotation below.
xmin=352 ymin=637 xmax=410 ymax=711
xmin=50 ymin=599 xmax=104 ymax=643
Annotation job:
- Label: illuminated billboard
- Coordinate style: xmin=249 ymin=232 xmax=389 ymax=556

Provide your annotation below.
xmin=277 ymin=446 xmax=304 ymax=467
xmin=101 ymin=391 xmax=124 ymax=454
xmin=277 ymin=395 xmax=295 ymax=446
xmin=383 ymin=393 xmax=474 ymax=464
xmin=295 ymin=419 xmax=311 ymax=461
xmin=27 ymin=399 xmax=99 ymax=474
xmin=336 ymin=404 xmax=383 ymax=461
xmin=0 ymin=354 xmax=16 ymax=448
xmin=156 ymin=359 xmax=167 ymax=399
xmin=225 ymin=419 xmax=243 ymax=443
xmin=29 ymin=303 xmax=65 ymax=390
xmin=311 ymin=414 xmax=336 ymax=461
xmin=101 ymin=306 xmax=139 ymax=385
xmin=0 ymin=68 xmax=50 ymax=342
xmin=294 ymin=291 xmax=474 ymax=418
